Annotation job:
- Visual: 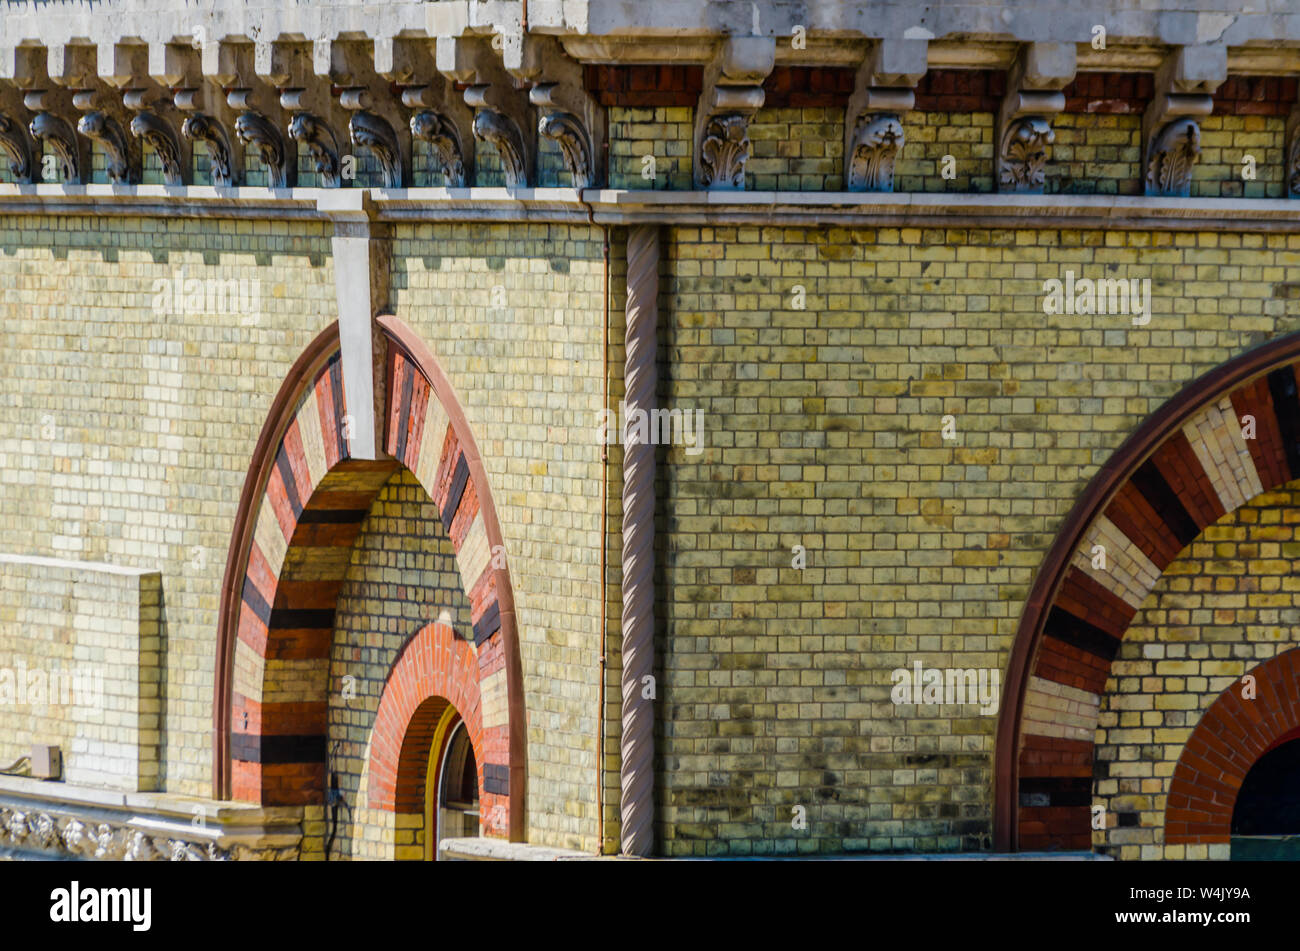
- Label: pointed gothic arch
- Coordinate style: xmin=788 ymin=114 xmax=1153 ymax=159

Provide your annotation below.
xmin=213 ymin=316 xmax=525 ymax=840
xmin=997 ymin=331 xmax=1300 ymax=851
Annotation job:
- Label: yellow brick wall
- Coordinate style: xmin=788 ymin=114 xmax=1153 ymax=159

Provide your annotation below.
xmin=0 ymin=556 xmax=161 ymax=790
xmin=1093 ymin=483 xmax=1300 ymax=860
xmin=1046 ymin=113 xmax=1143 ymax=195
xmin=608 ymin=106 xmax=693 ymax=190
xmin=1192 ymin=114 xmax=1286 ymax=199
xmin=0 ymin=213 xmax=337 ymax=796
xmin=747 ymin=107 xmax=842 ymax=191
xmin=657 ymin=223 xmax=1300 ymax=855
xmin=895 ymin=111 xmax=995 ymax=193
xmin=390 ymin=222 xmax=610 ymax=852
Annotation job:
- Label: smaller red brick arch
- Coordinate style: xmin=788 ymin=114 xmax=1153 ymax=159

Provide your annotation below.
xmin=368 ymin=622 xmax=487 ymax=823
xmin=1166 ymin=648 xmax=1300 ymax=845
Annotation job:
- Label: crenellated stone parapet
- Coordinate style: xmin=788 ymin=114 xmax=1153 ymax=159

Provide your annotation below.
xmin=0 ymin=5 xmax=1295 ymax=196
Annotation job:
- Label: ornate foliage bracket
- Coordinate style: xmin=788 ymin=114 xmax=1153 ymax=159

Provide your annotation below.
xmin=0 ymin=114 xmax=33 ymax=182
xmin=471 ymin=107 xmax=527 ymax=188
xmin=235 ymin=110 xmax=291 ymax=188
xmin=410 ymin=110 xmax=465 ymax=186
xmin=1146 ymin=118 xmax=1201 ymax=197
xmin=28 ymin=111 xmax=80 ymax=183
xmin=999 ymin=116 xmax=1056 ymax=191
xmin=700 ymin=114 xmax=751 ymax=190
xmin=129 ymin=112 xmax=183 ymax=186
xmin=181 ymin=113 xmax=234 ymax=187
xmin=537 ymin=111 xmax=592 ymax=188
xmin=288 ymin=112 xmax=341 ymax=187
xmin=349 ymin=110 xmax=402 ymax=188
xmin=694 ymin=36 xmax=773 ymax=191
xmin=847 ymin=114 xmax=905 ymax=192
xmin=995 ymin=44 xmax=1073 ymax=195
xmin=76 ymin=111 xmax=133 ymax=184
xmin=1141 ymin=46 xmax=1220 ymax=198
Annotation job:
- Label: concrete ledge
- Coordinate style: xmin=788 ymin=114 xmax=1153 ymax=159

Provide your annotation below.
xmin=1 ymin=184 xmax=1298 ymax=232
xmin=439 ymin=837 xmax=592 ymax=861
xmin=0 ymin=552 xmax=156 ymax=577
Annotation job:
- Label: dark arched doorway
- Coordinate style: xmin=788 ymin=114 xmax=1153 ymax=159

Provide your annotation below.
xmin=432 ymin=720 xmax=480 ymax=856
xmin=1230 ymin=731 xmax=1300 ymax=859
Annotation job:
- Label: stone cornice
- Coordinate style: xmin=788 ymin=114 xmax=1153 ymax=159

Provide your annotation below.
xmin=3 ymin=183 xmax=1300 ymax=232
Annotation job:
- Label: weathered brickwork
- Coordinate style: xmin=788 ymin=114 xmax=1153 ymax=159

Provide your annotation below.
xmin=0 ymin=212 xmax=337 ymax=795
xmin=1093 ymin=483 xmax=1300 ymax=860
xmin=894 ymin=111 xmax=996 ymax=194
xmin=657 ymin=224 xmax=1300 ymax=856
xmin=608 ymin=106 xmax=693 ymax=190
xmin=1045 ymin=113 xmax=1143 ymax=196
xmin=536 ymin=135 xmax=571 ymax=188
xmin=320 ymin=470 xmax=471 ymax=859
xmin=1191 ymin=115 xmax=1285 ymax=200
xmin=0 ymin=555 xmax=161 ymax=790
xmin=747 ymin=107 xmax=842 ymax=191
xmin=389 ymin=222 xmax=609 ymax=851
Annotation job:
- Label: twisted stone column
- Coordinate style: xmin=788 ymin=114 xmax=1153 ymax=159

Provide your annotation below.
xmin=620 ymin=225 xmax=659 ymax=856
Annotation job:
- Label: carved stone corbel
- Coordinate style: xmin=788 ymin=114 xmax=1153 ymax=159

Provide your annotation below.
xmin=437 ymin=36 xmax=535 ymax=188
xmin=1143 ymin=46 xmax=1223 ymax=197
xmin=8 ymin=48 xmax=89 ymax=183
xmin=267 ymin=40 xmax=353 ymax=189
xmin=50 ymin=45 xmax=140 ymax=184
xmin=286 ymin=106 xmax=341 ymax=187
xmin=530 ymin=81 xmax=600 ymax=188
xmin=76 ymin=108 xmax=133 ymax=183
xmin=695 ymin=36 xmax=774 ymax=190
xmin=536 ymin=109 xmax=592 ymax=186
xmin=127 ymin=109 xmax=184 ymax=186
xmin=409 ymin=109 xmax=467 ymax=186
xmin=996 ymin=43 xmax=1074 ymax=193
xmin=847 ymin=113 xmax=906 ymax=192
xmin=179 ymin=107 xmax=235 ymax=187
xmin=232 ymin=90 xmax=293 ymax=188
xmin=844 ymin=39 xmax=926 ymax=192
xmin=507 ymin=37 xmax=606 ymax=189
xmin=0 ymin=113 xmax=34 ymax=182
xmin=340 ymin=89 xmax=402 ymax=188
xmin=700 ymin=114 xmax=753 ymax=189
xmin=1147 ymin=118 xmax=1201 ymax=196
xmin=98 ymin=41 xmax=187 ymax=185
xmin=467 ymin=94 xmax=527 ymax=187
xmin=26 ymin=95 xmax=82 ymax=183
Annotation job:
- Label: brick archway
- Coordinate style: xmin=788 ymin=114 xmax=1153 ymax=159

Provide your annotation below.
xmin=997 ymin=331 xmax=1300 ymax=850
xmin=367 ymin=622 xmax=487 ymax=820
xmin=1165 ymin=649 xmax=1300 ymax=846
xmin=214 ymin=317 xmax=525 ymax=840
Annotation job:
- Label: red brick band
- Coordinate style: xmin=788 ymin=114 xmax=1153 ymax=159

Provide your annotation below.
xmin=999 ymin=332 xmax=1300 ymax=851
xmin=216 ymin=319 xmax=524 ymax=840
xmin=1165 ymin=649 xmax=1300 ymax=844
